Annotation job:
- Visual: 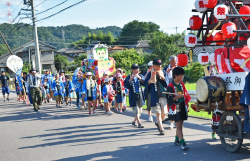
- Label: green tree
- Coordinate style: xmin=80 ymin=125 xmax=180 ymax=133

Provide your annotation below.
xmin=110 ymin=49 xmax=145 ymax=74
xmin=0 ymin=44 xmax=9 ymax=55
xmin=147 ymin=31 xmax=185 ymax=67
xmin=116 ymin=20 xmax=160 ymax=45
xmin=97 ymin=30 xmax=104 ymax=40
xmin=106 ymin=31 xmax=115 ymax=44
xmin=54 ymin=54 xmax=69 ymax=71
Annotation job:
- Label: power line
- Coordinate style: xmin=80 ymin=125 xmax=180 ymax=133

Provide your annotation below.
xmin=37 ymin=0 xmax=87 ymax=22
xmin=35 ymin=0 xmax=47 ymax=7
xmin=36 ymin=0 xmax=68 ymax=15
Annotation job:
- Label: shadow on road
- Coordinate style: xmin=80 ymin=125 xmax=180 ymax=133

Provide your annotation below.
xmin=51 ymin=140 xmax=250 ymax=161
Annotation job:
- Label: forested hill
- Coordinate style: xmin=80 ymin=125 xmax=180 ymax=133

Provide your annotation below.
xmin=0 ymin=23 xmax=121 ymax=50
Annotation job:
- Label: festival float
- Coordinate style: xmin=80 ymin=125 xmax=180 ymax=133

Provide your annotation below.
xmin=186 ymin=0 xmax=250 ymax=153
xmin=81 ymin=41 xmax=116 ymax=78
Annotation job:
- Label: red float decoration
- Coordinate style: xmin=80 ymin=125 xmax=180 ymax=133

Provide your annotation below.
xmin=205 ymin=34 xmax=213 ymax=45
xmin=177 ymin=53 xmax=188 ymax=67
xmin=204 ymin=0 xmax=217 ymax=9
xmin=189 ymin=15 xmax=202 ymax=30
xmin=239 ymin=5 xmax=250 ymax=20
xmin=208 ymin=16 xmax=218 ymax=24
xmin=221 ymin=22 xmax=237 ymax=38
xmin=213 ymin=31 xmax=226 ymax=45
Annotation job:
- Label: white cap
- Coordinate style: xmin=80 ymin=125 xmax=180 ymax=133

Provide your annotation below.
xmin=148 ymin=61 xmax=153 ymax=66
xmin=103 ymin=71 xmax=108 ymax=75
xmin=86 ymin=72 xmax=92 ymax=76
xmin=104 ymin=78 xmax=109 ymax=82
xmin=116 ymin=73 xmax=122 ymax=78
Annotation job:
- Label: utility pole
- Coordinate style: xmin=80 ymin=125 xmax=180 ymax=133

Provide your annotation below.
xmin=31 ymin=0 xmax=41 ymax=72
xmin=175 ymin=27 xmax=178 ymax=34
xmin=0 ymin=31 xmax=13 ymax=55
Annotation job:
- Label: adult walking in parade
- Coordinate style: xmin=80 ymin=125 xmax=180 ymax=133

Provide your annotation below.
xmin=124 ymin=63 xmax=145 ymax=128
xmin=165 ymin=55 xmax=178 ymax=129
xmin=145 ymin=58 xmax=168 ymax=135
xmin=26 ymin=68 xmax=42 ymax=111
xmin=143 ymin=61 xmax=154 ymax=122
xmin=0 ymin=71 xmax=10 ymax=102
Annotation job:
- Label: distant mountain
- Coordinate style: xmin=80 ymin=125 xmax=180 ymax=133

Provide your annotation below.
xmin=0 ymin=23 xmax=121 ymax=51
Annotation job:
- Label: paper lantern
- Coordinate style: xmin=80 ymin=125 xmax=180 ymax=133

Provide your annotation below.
xmin=239 ymin=5 xmax=250 ymax=19
xmin=177 ymin=53 xmax=188 ymax=67
xmin=208 ymin=16 xmax=218 ymax=24
xmin=209 ymin=53 xmax=216 ymax=65
xmin=205 ymin=34 xmax=213 ymax=45
xmin=198 ymin=51 xmax=210 ymax=65
xmin=214 ymin=4 xmax=228 ymax=20
xmin=204 ymin=0 xmax=217 ymax=8
xmin=189 ymin=15 xmax=202 ymax=30
xmin=195 ymin=0 xmax=207 ymax=12
xmin=185 ymin=33 xmax=197 ymax=47
xmin=222 ymin=22 xmax=237 ymax=38
xmin=213 ymin=31 xmax=226 ymax=45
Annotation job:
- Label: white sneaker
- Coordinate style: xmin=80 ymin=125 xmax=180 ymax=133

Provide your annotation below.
xmin=91 ymin=112 xmax=94 ymax=116
xmin=169 ymin=123 xmax=174 ymax=130
xmin=105 ymin=111 xmax=109 ymax=114
xmin=108 ymin=111 xmax=113 ymax=115
xmin=93 ymin=110 xmax=96 ymax=115
xmin=148 ymin=116 xmax=153 ymax=122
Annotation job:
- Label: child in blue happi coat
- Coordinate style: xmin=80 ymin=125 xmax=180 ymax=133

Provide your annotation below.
xmin=42 ymin=77 xmax=50 ymax=104
xmin=64 ymin=75 xmax=74 ymax=106
xmin=102 ymin=78 xmax=114 ymax=115
xmin=18 ymin=72 xmax=26 ymax=104
xmin=52 ymin=74 xmax=65 ymax=108
xmin=82 ymin=72 xmax=97 ymax=116
xmin=75 ymin=77 xmax=86 ymax=109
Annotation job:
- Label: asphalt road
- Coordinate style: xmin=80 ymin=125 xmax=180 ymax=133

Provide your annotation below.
xmin=0 ymin=91 xmax=250 ymax=161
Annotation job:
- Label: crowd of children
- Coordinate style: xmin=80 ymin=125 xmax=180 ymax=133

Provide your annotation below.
xmin=5 ymin=56 xmax=191 ymax=151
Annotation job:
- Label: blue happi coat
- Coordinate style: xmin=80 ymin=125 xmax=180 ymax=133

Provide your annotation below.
xmin=102 ymin=84 xmax=108 ymax=98
xmin=240 ymin=72 xmax=250 ymax=134
xmin=51 ymin=80 xmax=65 ymax=96
xmin=144 ymin=70 xmax=167 ymax=107
xmin=64 ymin=80 xmax=74 ymax=97
xmin=82 ymin=79 xmax=97 ymax=100
xmin=42 ymin=74 xmax=52 ymax=87
xmin=18 ymin=76 xmax=25 ymax=91
xmin=124 ymin=74 xmax=145 ymax=107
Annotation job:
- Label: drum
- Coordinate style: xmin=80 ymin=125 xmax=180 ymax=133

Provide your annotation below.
xmin=196 ymin=76 xmax=226 ymax=103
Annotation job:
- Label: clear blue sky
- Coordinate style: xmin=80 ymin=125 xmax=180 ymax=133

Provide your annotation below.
xmin=0 ymin=0 xmax=196 ymax=34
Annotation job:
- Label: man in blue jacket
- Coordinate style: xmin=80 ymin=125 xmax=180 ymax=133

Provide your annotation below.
xmin=124 ymin=64 xmax=145 ymax=128
xmin=145 ymin=58 xmax=168 ymax=135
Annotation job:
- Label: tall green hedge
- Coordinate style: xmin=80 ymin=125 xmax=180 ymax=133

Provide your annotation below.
xmin=184 ymin=62 xmax=204 ymax=83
